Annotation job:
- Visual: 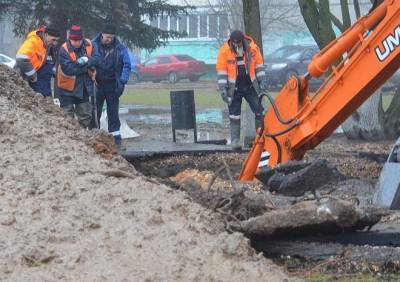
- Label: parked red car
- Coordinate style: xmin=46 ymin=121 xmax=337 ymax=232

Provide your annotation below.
xmin=135 ymin=54 xmax=207 ymax=83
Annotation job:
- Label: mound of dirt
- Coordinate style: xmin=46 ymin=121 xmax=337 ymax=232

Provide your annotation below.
xmin=0 ymin=65 xmax=294 ymax=281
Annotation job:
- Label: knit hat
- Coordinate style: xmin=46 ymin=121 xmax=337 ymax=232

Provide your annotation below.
xmin=102 ymin=24 xmax=116 ymax=35
xmin=45 ymin=25 xmax=60 ymax=37
xmin=68 ymin=25 xmax=83 ymax=40
xmin=230 ymin=30 xmax=244 ymax=43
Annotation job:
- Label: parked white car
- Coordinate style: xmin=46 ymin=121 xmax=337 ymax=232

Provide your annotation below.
xmin=0 ymin=53 xmax=16 ymax=69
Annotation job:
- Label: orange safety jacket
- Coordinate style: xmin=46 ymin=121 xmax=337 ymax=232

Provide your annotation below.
xmin=216 ymin=34 xmax=266 ymax=97
xmin=57 ymin=40 xmax=93 ymax=92
xmin=16 ymin=28 xmax=47 ymax=77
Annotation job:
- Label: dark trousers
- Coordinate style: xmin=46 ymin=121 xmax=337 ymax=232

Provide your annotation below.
xmin=59 ymin=89 xmax=92 ymax=128
xmin=95 ymin=81 xmax=121 ymax=135
xmin=228 ymin=86 xmax=264 ymax=121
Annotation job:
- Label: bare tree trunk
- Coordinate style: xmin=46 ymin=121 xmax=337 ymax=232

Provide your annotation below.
xmin=298 ymin=0 xmax=336 ymax=49
xmin=383 ymin=88 xmax=400 ymax=138
xmin=340 ymin=0 xmax=351 ymax=29
xmin=341 ymin=90 xmax=385 ymax=140
xmin=241 ymin=0 xmax=263 ymax=147
xmin=242 ymin=0 xmax=263 ymax=52
xmin=354 ymin=0 xmax=361 ymax=18
xmin=318 ymin=0 xmax=337 ymax=46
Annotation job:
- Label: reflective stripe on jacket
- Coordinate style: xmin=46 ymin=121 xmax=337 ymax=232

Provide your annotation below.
xmin=216 ymin=35 xmax=266 ymax=96
xmin=57 ymin=40 xmax=93 ymax=92
xmin=16 ymin=28 xmax=47 ymax=77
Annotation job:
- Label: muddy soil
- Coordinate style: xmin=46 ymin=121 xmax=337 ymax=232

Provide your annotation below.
xmin=129 ymin=103 xmax=400 ymax=280
xmin=0 ymin=66 xmax=294 ymax=281
xmin=132 ymin=134 xmax=391 ymax=179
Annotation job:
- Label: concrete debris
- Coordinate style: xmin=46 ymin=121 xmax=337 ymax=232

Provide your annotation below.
xmin=231 ymin=198 xmax=388 ymax=236
xmin=257 ymin=159 xmax=344 ymax=196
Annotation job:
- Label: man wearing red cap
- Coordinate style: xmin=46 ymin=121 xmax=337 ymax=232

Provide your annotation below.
xmin=57 ymin=25 xmax=100 ymax=128
xmin=16 ymin=25 xmax=60 ymax=96
xmin=216 ymin=30 xmax=267 ymax=150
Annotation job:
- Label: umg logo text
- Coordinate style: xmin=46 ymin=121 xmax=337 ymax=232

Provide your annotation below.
xmin=375 ymin=25 xmax=400 ymax=61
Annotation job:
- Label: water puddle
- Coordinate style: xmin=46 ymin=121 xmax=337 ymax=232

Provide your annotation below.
xmin=121 ymin=105 xmax=224 ymax=124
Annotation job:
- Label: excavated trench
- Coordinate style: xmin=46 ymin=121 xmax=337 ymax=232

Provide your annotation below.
xmin=129 ymin=149 xmax=400 ymax=279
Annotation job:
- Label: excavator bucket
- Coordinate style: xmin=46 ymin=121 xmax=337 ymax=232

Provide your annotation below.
xmin=374 ymin=136 xmax=400 ymax=209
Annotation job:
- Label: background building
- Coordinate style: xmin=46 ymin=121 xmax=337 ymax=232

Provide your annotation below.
xmin=141 ymin=0 xmax=372 ymax=75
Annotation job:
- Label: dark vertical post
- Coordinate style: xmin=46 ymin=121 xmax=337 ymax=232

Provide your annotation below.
xmin=170 ymin=90 xmax=197 ymax=143
xmin=192 ymin=93 xmax=197 ymax=143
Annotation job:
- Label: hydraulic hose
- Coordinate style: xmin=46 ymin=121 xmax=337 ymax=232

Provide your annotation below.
xmin=259 ymin=90 xmax=297 ymax=125
xmin=264 ymin=121 xmax=299 ymax=138
xmin=271 ymin=135 xmax=282 ymax=164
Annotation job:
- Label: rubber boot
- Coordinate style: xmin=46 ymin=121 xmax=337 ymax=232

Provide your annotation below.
xmin=75 ymin=102 xmax=93 ymax=129
xmin=113 ymin=134 xmax=122 ymax=148
xmin=230 ymin=119 xmax=241 ymax=151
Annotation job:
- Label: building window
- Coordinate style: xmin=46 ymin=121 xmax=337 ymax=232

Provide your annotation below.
xmin=160 ymin=16 xmax=168 ymax=31
xmin=218 ymin=14 xmax=228 ymax=39
xmin=199 ymin=15 xmax=208 ymax=37
xmin=170 ymin=17 xmax=177 ymax=32
xmin=179 ymin=15 xmax=188 ymax=36
xmin=209 ymin=14 xmax=218 ymax=38
xmin=189 ymin=15 xmax=198 ymax=38
xmin=150 ymin=17 xmax=158 ymax=28
xmin=149 ymin=12 xmax=228 ymax=40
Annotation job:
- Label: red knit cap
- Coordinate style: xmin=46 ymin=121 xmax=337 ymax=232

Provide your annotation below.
xmin=69 ymin=25 xmax=83 ymax=40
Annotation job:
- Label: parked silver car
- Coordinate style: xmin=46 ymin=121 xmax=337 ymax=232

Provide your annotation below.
xmin=265 ymin=45 xmax=323 ymax=91
xmin=0 ymin=53 xmax=16 ymax=69
xmin=265 ymin=44 xmax=400 ymax=92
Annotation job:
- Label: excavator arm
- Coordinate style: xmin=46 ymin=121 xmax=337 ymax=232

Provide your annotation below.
xmin=240 ymin=0 xmax=400 ymax=181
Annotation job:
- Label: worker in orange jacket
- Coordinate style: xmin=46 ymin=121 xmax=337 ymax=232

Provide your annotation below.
xmin=16 ymin=26 xmax=60 ymax=95
xmin=216 ymin=30 xmax=267 ymax=150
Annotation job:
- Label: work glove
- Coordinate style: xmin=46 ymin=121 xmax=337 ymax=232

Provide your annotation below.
xmin=76 ymin=56 xmax=89 ymax=66
xmin=220 ymin=89 xmax=232 ymax=105
xmin=28 ymin=72 xmax=38 ymax=83
xmin=259 ymin=79 xmax=268 ymax=92
xmin=53 ymin=98 xmax=60 ymax=107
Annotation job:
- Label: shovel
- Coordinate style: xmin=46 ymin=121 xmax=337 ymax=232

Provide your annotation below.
xmin=89 ymin=68 xmax=99 ymax=129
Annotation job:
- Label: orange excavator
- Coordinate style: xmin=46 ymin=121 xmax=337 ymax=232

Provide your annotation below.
xmin=240 ymin=0 xmax=400 ymax=181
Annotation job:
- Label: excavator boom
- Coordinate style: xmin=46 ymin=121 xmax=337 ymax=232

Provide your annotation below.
xmin=240 ymin=0 xmax=400 ymax=181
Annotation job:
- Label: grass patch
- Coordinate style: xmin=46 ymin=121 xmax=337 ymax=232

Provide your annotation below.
xmin=121 ymin=88 xmax=225 ymax=109
xmin=119 ymin=87 xmax=398 ymax=112
xmin=121 ymin=88 xmax=395 ymax=113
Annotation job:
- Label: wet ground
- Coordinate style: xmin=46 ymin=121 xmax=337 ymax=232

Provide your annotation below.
xmin=112 ymin=80 xmax=400 ymax=280
xmin=129 ymin=136 xmax=400 ymax=280
xmin=122 ymin=105 xmax=229 ymax=143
